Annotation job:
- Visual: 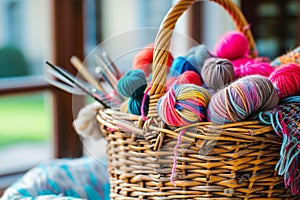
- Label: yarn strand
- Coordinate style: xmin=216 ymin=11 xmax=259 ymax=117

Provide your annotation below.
xmin=170 ymin=129 xmax=186 ymax=186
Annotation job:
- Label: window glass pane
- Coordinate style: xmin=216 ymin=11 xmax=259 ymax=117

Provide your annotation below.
xmin=0 ymin=0 xmax=52 ymax=77
xmin=243 ymin=0 xmax=299 ymax=59
xmin=256 ymin=3 xmax=280 ymax=17
xmin=0 ymin=0 xmax=53 ymax=178
xmin=0 ymin=92 xmax=53 ymax=174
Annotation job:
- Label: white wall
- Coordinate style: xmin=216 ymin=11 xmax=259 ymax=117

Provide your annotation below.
xmin=202 ymin=0 xmax=241 ymax=52
xmin=100 ymin=0 xmax=139 ymax=40
xmin=24 ymin=0 xmax=52 ymax=74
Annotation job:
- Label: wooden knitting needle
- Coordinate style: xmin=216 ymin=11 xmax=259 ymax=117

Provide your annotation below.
xmin=102 ymin=51 xmax=122 ymax=79
xmin=94 ymin=54 xmax=118 ymax=89
xmin=70 ymin=55 xmax=106 ymax=93
xmin=94 ymin=55 xmax=125 ymax=101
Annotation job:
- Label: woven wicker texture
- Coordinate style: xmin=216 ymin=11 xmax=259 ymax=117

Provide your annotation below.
xmin=97 ymin=0 xmax=298 ymax=199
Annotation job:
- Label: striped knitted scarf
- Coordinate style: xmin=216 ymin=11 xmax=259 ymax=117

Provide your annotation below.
xmin=259 ymin=95 xmax=300 ymax=194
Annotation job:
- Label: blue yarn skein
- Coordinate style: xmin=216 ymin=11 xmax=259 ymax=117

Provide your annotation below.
xmin=186 ymin=44 xmax=212 ymax=67
xmin=170 ymin=56 xmax=199 ymax=77
xmin=116 ymin=69 xmax=149 ymax=115
xmin=170 ymin=44 xmax=211 ymax=77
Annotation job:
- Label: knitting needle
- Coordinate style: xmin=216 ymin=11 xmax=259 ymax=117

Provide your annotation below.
xmin=45 ymin=65 xmax=120 ymax=107
xmin=70 ymin=55 xmax=106 ymax=93
xmin=102 ymin=51 xmax=122 ymax=79
xmin=44 ymin=74 xmax=84 ymax=95
xmin=45 ymin=75 xmax=116 ymax=106
xmin=70 ymin=56 xmax=123 ymax=105
xmin=95 ymin=65 xmax=114 ymax=90
xmin=94 ymin=55 xmax=126 ymax=102
xmin=45 ymin=61 xmax=110 ymax=108
xmin=45 ymin=66 xmax=112 ymax=102
xmin=94 ymin=55 xmax=118 ymax=89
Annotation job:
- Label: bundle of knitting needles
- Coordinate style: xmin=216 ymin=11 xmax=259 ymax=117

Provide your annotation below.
xmin=44 ymin=52 xmax=123 ymax=109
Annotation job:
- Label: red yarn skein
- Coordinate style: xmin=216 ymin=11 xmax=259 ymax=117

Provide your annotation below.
xmin=269 ymin=63 xmax=300 ymax=99
xmin=215 ymin=31 xmax=249 ymax=60
xmin=178 ymin=71 xmax=202 ymax=86
xmin=166 ymin=76 xmax=177 ymax=90
xmin=166 ymin=71 xmax=202 ymax=90
xmin=133 ymin=43 xmax=173 ymax=77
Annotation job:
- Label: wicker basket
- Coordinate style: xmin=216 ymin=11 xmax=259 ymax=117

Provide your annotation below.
xmin=97 ymin=0 xmax=297 ymax=199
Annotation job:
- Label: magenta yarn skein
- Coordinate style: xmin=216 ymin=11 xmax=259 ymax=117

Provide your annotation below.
xmin=214 ymin=31 xmax=249 ymax=60
xmin=269 ymin=63 xmax=300 ymax=99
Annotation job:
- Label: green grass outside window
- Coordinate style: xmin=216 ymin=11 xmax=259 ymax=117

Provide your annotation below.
xmin=0 ymin=93 xmax=52 ymax=147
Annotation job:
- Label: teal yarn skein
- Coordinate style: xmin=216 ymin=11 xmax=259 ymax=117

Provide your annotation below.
xmin=128 ymin=95 xmax=149 ymax=115
xmin=116 ymin=69 xmax=149 ymax=115
xmin=116 ymin=69 xmax=147 ymax=98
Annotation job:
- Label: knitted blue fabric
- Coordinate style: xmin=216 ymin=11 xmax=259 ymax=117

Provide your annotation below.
xmin=2 ymin=157 xmax=110 ymax=200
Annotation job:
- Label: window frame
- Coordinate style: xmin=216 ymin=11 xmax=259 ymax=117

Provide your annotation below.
xmin=0 ymin=0 xmax=84 ymax=195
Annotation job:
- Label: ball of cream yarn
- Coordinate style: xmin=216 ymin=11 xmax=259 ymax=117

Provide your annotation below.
xmin=73 ymin=101 xmax=103 ymax=140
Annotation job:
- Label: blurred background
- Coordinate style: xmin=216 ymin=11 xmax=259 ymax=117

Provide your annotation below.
xmin=0 ymin=0 xmax=299 ymax=195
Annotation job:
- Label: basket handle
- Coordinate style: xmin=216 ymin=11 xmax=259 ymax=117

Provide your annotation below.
xmin=149 ymin=0 xmax=256 ymax=99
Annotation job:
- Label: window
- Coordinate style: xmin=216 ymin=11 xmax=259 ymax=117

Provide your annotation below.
xmin=241 ymin=0 xmax=300 ymax=59
xmin=0 ymin=0 xmax=85 ymax=195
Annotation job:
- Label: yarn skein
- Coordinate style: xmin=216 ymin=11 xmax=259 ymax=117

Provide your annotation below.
xmin=166 ymin=76 xmax=178 ymax=90
xmin=185 ymin=44 xmax=212 ymax=68
xmin=116 ymin=69 xmax=149 ymax=115
xmin=157 ymin=84 xmax=210 ymax=126
xmin=73 ymin=101 xmax=103 ymax=140
xmin=269 ymin=63 xmax=300 ymax=99
xmin=234 ymin=61 xmax=274 ymax=79
xmin=166 ymin=70 xmax=202 ymax=90
xmin=133 ymin=43 xmax=173 ymax=77
xmin=231 ymin=56 xmax=253 ymax=68
xmin=128 ymin=95 xmax=150 ymax=115
xmin=201 ymin=57 xmax=235 ymax=91
xmin=214 ymin=31 xmax=249 ymax=60
xmin=170 ymin=56 xmax=199 ymax=77
xmin=207 ymin=75 xmax=279 ymax=124
xmin=177 ymin=71 xmax=202 ymax=86
xmin=117 ymin=69 xmax=147 ymax=98
xmin=170 ymin=44 xmax=211 ymax=77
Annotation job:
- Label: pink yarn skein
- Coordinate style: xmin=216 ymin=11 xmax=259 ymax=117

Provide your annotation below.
xmin=214 ymin=31 xmax=249 ymax=60
xmin=235 ymin=61 xmax=275 ymax=79
xmin=269 ymin=63 xmax=300 ymax=99
xmin=231 ymin=56 xmax=253 ymax=68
